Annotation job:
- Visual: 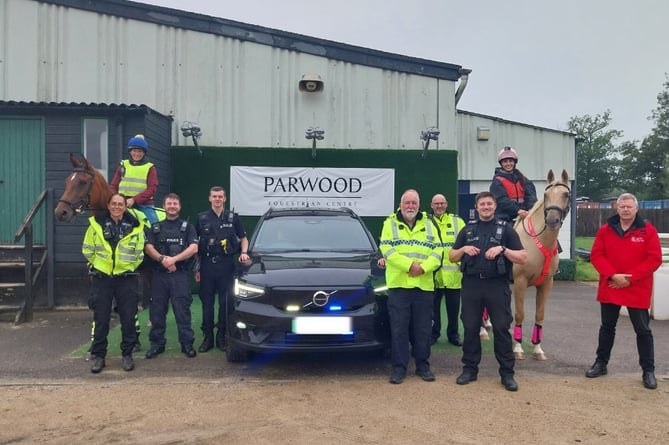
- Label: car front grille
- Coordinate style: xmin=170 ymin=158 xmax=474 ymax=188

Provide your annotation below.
xmin=270 ymin=287 xmax=371 ymax=313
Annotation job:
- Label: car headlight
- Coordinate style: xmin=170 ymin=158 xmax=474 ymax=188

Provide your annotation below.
xmin=234 ymin=279 xmax=266 ymax=299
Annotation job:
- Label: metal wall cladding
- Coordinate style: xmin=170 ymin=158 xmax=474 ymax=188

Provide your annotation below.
xmin=456 ymin=111 xmax=576 ymax=183
xmin=1 ymin=0 xmax=457 ymax=150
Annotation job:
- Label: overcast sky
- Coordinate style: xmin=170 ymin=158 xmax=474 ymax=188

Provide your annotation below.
xmin=142 ymin=0 xmax=669 ymax=143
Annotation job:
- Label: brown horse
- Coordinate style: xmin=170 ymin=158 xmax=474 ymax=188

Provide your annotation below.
xmin=54 ymin=154 xmax=156 ymax=307
xmin=512 ymin=169 xmax=570 ymax=360
xmin=54 ymin=154 xmax=114 ymax=222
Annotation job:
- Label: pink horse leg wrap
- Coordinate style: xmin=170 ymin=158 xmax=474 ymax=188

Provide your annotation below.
xmin=532 ymin=324 xmax=543 ymax=345
xmin=482 ymin=307 xmax=489 ymax=322
xmin=513 ymin=325 xmax=522 ymax=343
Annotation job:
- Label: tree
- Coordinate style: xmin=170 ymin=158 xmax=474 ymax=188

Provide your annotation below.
xmin=645 ymin=75 xmax=669 ymax=198
xmin=567 ymin=111 xmax=622 ymax=201
xmin=618 ymin=74 xmax=669 ymax=199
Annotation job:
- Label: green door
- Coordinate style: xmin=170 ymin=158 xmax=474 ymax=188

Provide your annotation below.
xmin=0 ymin=118 xmax=45 ymax=244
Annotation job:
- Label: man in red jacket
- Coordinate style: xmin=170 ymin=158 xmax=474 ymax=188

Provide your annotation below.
xmin=586 ymin=193 xmax=662 ymax=389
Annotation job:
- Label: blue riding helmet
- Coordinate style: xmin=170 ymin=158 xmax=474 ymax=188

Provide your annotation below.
xmin=127 ymin=134 xmax=148 ymax=152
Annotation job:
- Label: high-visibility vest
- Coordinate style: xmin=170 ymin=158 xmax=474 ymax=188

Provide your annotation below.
xmin=496 ymin=175 xmax=525 ymax=204
xmin=431 ymin=212 xmax=465 ymax=289
xmin=82 ymin=214 xmax=145 ymax=276
xmin=379 ymin=212 xmax=443 ymax=291
xmin=117 ymin=160 xmax=153 ymax=198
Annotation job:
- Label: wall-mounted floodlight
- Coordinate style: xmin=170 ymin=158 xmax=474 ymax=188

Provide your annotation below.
xmin=420 ymin=127 xmax=440 ymax=159
xmin=305 ymin=127 xmax=325 ymax=159
xmin=181 ymin=121 xmax=203 ymax=156
xmin=299 ymin=74 xmax=324 ymax=93
xmin=477 ymin=126 xmax=490 ymax=141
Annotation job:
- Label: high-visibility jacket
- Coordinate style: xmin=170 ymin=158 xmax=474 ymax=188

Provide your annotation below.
xmin=82 ymin=212 xmax=145 ymax=276
xmin=430 ymin=212 xmax=465 ymax=289
xmin=379 ymin=211 xmax=443 ymax=292
xmin=117 ymin=160 xmax=154 ymax=199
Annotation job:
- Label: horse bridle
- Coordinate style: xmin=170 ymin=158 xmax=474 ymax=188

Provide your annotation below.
xmin=543 ymin=182 xmax=571 ymax=224
xmin=57 ymin=167 xmax=96 ymax=214
xmin=520 ymin=182 xmax=571 ymax=238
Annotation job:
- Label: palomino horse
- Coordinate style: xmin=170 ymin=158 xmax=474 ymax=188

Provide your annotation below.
xmin=512 ymin=169 xmax=570 ymax=360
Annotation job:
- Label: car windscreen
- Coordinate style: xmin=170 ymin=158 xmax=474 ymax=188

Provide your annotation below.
xmin=252 ymin=215 xmax=375 ymax=252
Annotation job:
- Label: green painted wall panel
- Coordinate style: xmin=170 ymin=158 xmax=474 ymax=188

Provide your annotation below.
xmin=172 ymin=147 xmax=458 ymax=240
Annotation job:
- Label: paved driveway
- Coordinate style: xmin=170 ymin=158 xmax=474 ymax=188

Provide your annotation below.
xmin=0 ymin=281 xmax=667 ymax=382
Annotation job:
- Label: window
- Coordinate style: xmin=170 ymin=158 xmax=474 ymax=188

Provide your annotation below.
xmin=83 ymin=118 xmax=109 ymax=181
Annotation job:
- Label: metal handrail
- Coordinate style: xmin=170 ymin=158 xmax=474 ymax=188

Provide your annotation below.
xmin=14 ymin=189 xmax=48 ymax=242
xmin=12 ymin=188 xmax=52 ymax=323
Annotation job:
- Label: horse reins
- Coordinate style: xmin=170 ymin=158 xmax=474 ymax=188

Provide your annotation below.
xmin=520 ymin=181 xmax=571 ymax=286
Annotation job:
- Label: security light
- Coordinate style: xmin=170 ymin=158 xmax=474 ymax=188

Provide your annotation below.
xmin=305 ymin=126 xmax=325 ymax=159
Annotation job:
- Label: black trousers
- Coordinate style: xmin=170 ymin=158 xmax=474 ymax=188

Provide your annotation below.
xmin=387 ymin=288 xmax=433 ymax=374
xmin=460 ymin=276 xmax=514 ymax=377
xmin=595 ymin=302 xmax=654 ymax=372
xmin=199 ymin=259 xmax=235 ymax=333
xmin=90 ymin=275 xmax=138 ymax=358
xmin=149 ymin=270 xmax=194 ymax=348
xmin=432 ymin=287 xmax=461 ymax=341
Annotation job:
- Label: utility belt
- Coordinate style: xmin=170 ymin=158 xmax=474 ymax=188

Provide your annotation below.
xmin=90 ymin=269 xmax=138 ymax=279
xmin=202 ymin=253 xmax=233 ymax=264
xmin=464 ymin=272 xmax=506 ymax=280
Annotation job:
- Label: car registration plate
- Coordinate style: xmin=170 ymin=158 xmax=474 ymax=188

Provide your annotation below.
xmin=292 ymin=316 xmax=352 ymax=335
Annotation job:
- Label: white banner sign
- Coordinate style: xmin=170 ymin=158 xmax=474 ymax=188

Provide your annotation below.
xmin=229 ymin=166 xmax=395 ymax=216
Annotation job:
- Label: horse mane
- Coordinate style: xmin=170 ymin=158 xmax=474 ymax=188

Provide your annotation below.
xmin=513 ymin=170 xmax=569 ymax=230
xmin=78 ymin=155 xmax=113 ymax=213
xmin=514 ymin=199 xmax=544 ymax=230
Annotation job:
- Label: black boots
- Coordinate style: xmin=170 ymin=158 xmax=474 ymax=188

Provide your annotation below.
xmin=145 ymin=345 xmax=165 ymax=359
xmin=181 ymin=345 xmax=197 ymax=358
xmin=585 ymin=361 xmax=608 ymax=378
xmin=122 ymin=355 xmax=135 ymax=371
xmin=91 ymin=357 xmax=105 ymax=374
xmin=642 ymin=371 xmax=657 ymax=389
xmin=215 ymin=330 xmax=226 ymax=351
xmin=198 ymin=331 xmax=214 ymax=353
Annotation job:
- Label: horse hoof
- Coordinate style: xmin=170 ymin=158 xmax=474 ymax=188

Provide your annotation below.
xmin=479 ymin=327 xmax=489 ymax=341
xmin=532 ymin=352 xmax=547 ymax=361
xmin=515 ymin=352 xmax=525 ymax=360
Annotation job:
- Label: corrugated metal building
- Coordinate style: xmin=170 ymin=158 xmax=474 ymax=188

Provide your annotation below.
xmin=0 ymin=0 xmax=576 ymax=307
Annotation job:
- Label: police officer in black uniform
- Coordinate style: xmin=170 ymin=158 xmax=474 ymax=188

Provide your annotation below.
xmin=144 ymin=193 xmax=199 ymax=359
xmin=449 ymin=191 xmax=527 ymax=391
xmin=195 ymin=186 xmax=249 ymax=352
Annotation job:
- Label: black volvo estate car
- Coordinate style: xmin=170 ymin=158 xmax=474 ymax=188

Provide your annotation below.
xmin=226 ymin=207 xmax=389 ymax=362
